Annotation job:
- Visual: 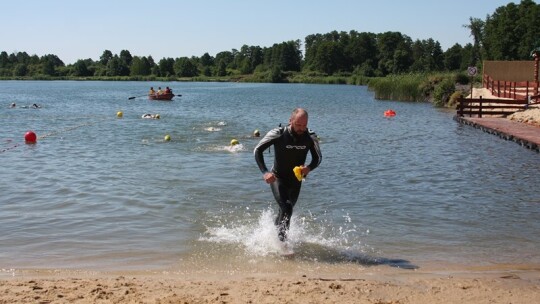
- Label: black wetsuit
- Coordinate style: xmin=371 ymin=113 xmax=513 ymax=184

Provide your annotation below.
xmin=254 ymin=125 xmax=322 ymax=241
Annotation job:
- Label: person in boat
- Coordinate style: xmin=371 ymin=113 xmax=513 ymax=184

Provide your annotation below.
xmin=149 ymin=87 xmax=156 ymax=96
xmin=165 ymin=87 xmax=171 ymax=94
xmin=253 ymin=108 xmax=322 ymax=242
xmin=157 ymin=87 xmax=163 ymax=95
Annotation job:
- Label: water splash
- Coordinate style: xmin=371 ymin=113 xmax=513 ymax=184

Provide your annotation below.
xmin=199 ymin=207 xmax=375 ymax=262
xmin=204 ymin=127 xmax=222 ymax=132
xmin=225 ymin=143 xmax=245 ymax=153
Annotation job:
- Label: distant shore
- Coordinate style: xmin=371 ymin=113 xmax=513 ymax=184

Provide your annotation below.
xmin=1 ymin=264 xmax=539 ymax=303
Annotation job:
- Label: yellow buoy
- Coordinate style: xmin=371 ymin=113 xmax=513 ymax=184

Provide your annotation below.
xmin=116 ymin=111 xmax=123 ymax=118
xmin=164 ymin=134 xmax=171 ymax=141
xmin=253 ymin=129 xmax=260 ymax=137
xmin=230 ymin=139 xmax=239 ymax=146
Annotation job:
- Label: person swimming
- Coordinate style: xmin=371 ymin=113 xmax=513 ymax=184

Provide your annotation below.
xmin=142 ymin=113 xmax=160 ymax=119
xmin=20 ymin=103 xmax=41 ymax=109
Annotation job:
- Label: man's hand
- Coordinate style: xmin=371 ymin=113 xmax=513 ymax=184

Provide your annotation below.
xmin=301 ymin=166 xmax=311 ymax=177
xmin=263 ymin=172 xmax=276 ymax=184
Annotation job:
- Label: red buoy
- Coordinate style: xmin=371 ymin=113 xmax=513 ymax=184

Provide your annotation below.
xmin=384 ymin=109 xmax=396 ymax=117
xmin=24 ymin=131 xmax=37 ymax=143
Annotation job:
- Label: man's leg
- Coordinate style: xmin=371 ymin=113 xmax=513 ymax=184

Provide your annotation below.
xmin=270 ymin=179 xmax=301 ymax=241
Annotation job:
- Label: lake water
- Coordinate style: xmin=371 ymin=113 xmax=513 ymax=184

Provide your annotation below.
xmin=1 ymin=81 xmax=539 ymax=275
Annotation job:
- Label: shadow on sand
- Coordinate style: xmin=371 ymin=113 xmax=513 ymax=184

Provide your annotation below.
xmin=292 ymin=242 xmax=418 ymax=270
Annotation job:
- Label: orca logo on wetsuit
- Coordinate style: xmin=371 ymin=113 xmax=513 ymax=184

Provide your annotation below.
xmin=286 ymin=145 xmax=307 ymax=150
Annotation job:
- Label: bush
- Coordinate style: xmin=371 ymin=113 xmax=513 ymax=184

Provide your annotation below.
xmin=454 ymin=73 xmax=470 ymax=85
xmin=433 ymin=77 xmax=456 ymax=107
xmin=447 ymin=91 xmax=463 ymax=108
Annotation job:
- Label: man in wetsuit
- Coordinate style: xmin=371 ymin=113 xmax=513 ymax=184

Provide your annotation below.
xmin=254 ymin=108 xmax=322 ymax=242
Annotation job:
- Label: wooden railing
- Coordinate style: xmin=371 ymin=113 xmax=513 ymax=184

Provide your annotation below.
xmin=483 ymin=74 xmax=537 ymax=100
xmin=456 ymin=96 xmax=528 ymax=117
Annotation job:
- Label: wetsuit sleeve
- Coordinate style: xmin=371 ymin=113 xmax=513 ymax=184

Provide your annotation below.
xmin=307 ymin=132 xmax=322 ymax=171
xmin=254 ymin=128 xmax=281 ymax=174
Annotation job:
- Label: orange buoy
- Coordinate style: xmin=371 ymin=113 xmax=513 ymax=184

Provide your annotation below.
xmin=24 ymin=131 xmax=37 ymax=143
xmin=384 ymin=109 xmax=396 ymax=117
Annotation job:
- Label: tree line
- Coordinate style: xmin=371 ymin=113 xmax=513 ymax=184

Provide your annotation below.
xmin=1 ymin=0 xmax=538 ymax=81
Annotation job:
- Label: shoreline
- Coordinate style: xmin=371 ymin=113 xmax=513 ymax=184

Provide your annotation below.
xmin=1 ymin=264 xmax=539 ymax=303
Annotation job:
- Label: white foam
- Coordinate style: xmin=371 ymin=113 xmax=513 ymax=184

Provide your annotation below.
xmin=200 ymin=208 xmax=371 ymax=258
xmin=201 ymin=209 xmax=283 ymax=256
xmin=226 ymin=143 xmax=245 ymax=153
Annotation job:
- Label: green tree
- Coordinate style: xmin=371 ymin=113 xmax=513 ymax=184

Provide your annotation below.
xmin=482 ymin=0 xmax=540 ymax=61
xmin=106 ymin=56 xmax=121 ymax=76
xmin=516 ymin=0 xmax=540 ymax=59
xmin=443 ymin=43 xmax=464 ymax=71
xmin=269 ymin=65 xmax=284 ymax=83
xmin=100 ymin=50 xmax=113 ymax=66
xmin=460 ymin=43 xmax=474 ymax=70
xmin=174 ymin=57 xmax=199 ymax=77
xmin=119 ymin=50 xmax=133 ymax=67
xmin=41 ymin=54 xmax=64 ymax=76
xmin=106 ymin=55 xmax=129 ymax=76
xmin=72 ymin=59 xmax=91 ymax=76
xmin=464 ymin=17 xmax=485 ymax=64
xmin=0 ymin=51 xmax=9 ymax=68
xmin=410 ymin=39 xmax=444 ymax=72
xmin=130 ymin=56 xmax=152 ymax=76
xmin=200 ymin=52 xmax=214 ymax=67
xmin=312 ymin=41 xmax=341 ymax=74
xmin=345 ymin=31 xmax=378 ymax=72
xmin=215 ymin=51 xmax=234 ymax=69
xmin=158 ymin=57 xmax=175 ymax=77
xmin=304 ymin=33 xmax=323 ymax=69
xmin=216 ymin=60 xmax=227 ymax=76
xmin=13 ymin=63 xmax=28 ymax=76
xmin=303 ymin=32 xmax=345 ymax=73
xmin=376 ymin=32 xmax=412 ymax=76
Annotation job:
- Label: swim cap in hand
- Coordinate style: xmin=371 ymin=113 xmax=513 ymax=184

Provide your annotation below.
xmin=293 ymin=166 xmax=303 ymax=181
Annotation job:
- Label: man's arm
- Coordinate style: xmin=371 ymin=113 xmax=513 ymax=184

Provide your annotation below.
xmin=307 ymin=132 xmax=322 ymax=171
xmin=253 ymin=128 xmax=281 ymax=174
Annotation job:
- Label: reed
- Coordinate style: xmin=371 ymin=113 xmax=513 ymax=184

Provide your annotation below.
xmin=368 ymin=74 xmax=428 ymax=101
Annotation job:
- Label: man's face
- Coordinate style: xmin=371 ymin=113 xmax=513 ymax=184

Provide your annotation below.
xmin=290 ymin=114 xmax=308 ymax=135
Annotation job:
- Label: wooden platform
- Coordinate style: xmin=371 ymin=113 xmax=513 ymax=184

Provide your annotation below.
xmin=454 ymin=116 xmax=540 ymax=152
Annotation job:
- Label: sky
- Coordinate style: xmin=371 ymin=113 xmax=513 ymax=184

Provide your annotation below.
xmin=1 ymin=0 xmax=518 ymax=65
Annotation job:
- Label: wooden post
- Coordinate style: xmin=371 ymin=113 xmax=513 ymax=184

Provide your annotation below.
xmin=534 ymin=51 xmax=539 ymax=96
xmin=479 ymin=96 xmax=483 ymax=118
xmin=458 ymin=95 xmax=464 ymax=117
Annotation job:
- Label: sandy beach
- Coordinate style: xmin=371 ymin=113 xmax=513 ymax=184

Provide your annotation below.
xmin=1 ymin=264 xmax=540 ymax=303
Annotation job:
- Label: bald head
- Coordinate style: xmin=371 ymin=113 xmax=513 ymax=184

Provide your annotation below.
xmin=289 ymin=108 xmax=309 ymax=135
xmin=290 ymin=108 xmax=308 ymax=120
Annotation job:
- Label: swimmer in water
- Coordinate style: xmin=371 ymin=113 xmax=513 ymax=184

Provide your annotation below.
xmin=142 ymin=113 xmax=160 ymax=119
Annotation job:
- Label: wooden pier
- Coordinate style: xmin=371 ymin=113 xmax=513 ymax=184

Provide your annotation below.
xmin=454 ymin=116 xmax=540 ymax=152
